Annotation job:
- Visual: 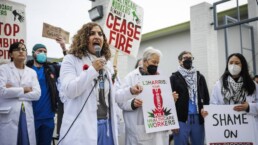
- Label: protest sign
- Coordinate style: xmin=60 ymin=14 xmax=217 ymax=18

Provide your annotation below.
xmin=42 ymin=23 xmax=69 ymax=44
xmin=138 ymin=75 xmax=179 ymax=133
xmin=103 ymin=0 xmax=143 ymax=57
xmin=0 ymin=0 xmax=26 ymax=64
xmin=204 ymin=105 xmax=256 ymax=145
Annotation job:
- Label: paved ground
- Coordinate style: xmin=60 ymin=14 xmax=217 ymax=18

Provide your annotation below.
xmin=51 ymin=117 xmax=176 ymax=145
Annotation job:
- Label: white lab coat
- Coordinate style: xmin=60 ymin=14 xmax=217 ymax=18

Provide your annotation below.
xmin=211 ymin=80 xmax=258 ymax=144
xmin=116 ymin=68 xmax=169 ymax=145
xmin=58 ymin=54 xmax=118 ymax=145
xmin=0 ymin=62 xmax=41 ymax=145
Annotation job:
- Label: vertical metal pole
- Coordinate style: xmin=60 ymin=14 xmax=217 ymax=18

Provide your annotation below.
xmin=224 ymin=16 xmax=229 ymax=59
xmin=213 ymin=3 xmax=218 ymax=30
xmin=237 ymin=0 xmax=243 ymax=54
xmin=251 ymin=27 xmax=257 ymax=75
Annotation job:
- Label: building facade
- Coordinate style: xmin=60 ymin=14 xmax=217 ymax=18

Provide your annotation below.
xmin=91 ymin=0 xmax=258 ymax=92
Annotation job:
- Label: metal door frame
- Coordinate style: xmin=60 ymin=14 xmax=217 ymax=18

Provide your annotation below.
xmin=223 ymin=16 xmax=256 ymax=74
xmin=212 ymin=0 xmax=257 ymax=75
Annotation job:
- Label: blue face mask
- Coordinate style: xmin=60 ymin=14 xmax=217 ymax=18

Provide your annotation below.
xmin=36 ymin=53 xmax=47 ymax=64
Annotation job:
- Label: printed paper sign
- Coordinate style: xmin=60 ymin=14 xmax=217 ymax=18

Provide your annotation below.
xmin=0 ymin=0 xmax=26 ymax=64
xmin=139 ymin=75 xmax=179 ymax=133
xmin=42 ymin=23 xmax=69 ymax=44
xmin=204 ymin=105 xmax=256 ymax=145
xmin=103 ymin=0 xmax=144 ymax=57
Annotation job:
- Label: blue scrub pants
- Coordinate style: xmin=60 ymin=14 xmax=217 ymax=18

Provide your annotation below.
xmin=174 ymin=114 xmax=204 ymax=145
xmin=34 ymin=118 xmax=54 ymax=145
xmin=98 ymin=119 xmax=114 ymax=145
xmin=17 ymin=106 xmax=30 ymax=145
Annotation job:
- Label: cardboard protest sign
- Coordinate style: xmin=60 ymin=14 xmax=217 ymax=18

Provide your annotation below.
xmin=138 ymin=75 xmax=179 ymax=133
xmin=42 ymin=23 xmax=69 ymax=44
xmin=103 ymin=0 xmax=143 ymax=57
xmin=204 ymin=105 xmax=256 ymax=145
xmin=0 ymin=0 xmax=26 ymax=64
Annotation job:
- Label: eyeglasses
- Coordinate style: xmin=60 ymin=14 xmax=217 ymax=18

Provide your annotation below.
xmin=182 ymin=57 xmax=194 ymax=60
xmin=13 ymin=47 xmax=27 ymax=52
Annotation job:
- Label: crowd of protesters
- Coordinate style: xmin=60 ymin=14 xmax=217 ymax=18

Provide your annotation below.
xmin=0 ymin=22 xmax=257 ymax=145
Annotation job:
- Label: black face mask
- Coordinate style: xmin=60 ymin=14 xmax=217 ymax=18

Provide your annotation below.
xmin=183 ymin=59 xmax=192 ymax=69
xmin=147 ymin=65 xmax=158 ymax=75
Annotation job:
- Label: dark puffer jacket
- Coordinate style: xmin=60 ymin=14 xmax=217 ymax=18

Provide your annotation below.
xmin=26 ymin=60 xmax=59 ymax=112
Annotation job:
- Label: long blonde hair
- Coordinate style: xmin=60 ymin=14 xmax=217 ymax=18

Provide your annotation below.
xmin=68 ymin=22 xmax=111 ymax=60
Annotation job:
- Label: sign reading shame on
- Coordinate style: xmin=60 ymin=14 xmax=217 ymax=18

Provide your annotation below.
xmin=204 ymin=105 xmax=256 ymax=145
xmin=0 ymin=0 xmax=26 ymax=64
xmin=103 ymin=0 xmax=143 ymax=58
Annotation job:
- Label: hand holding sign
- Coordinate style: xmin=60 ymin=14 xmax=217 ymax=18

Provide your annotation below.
xmin=233 ymin=102 xmax=249 ymax=112
xmin=55 ymin=36 xmax=66 ymax=50
xmin=130 ymin=84 xmax=143 ymax=95
xmin=200 ymin=108 xmax=208 ymax=118
xmin=172 ymin=91 xmax=179 ymax=102
xmin=133 ymin=98 xmax=143 ymax=108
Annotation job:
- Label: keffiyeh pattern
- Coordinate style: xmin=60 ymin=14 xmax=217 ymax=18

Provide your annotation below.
xmin=178 ymin=66 xmax=198 ymax=108
xmin=221 ymin=76 xmax=246 ymax=104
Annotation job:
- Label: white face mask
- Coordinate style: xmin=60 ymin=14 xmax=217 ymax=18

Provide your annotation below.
xmin=228 ymin=64 xmax=241 ymax=76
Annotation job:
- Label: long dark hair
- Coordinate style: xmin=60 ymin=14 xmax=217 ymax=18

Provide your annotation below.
xmin=221 ymin=53 xmax=255 ymax=95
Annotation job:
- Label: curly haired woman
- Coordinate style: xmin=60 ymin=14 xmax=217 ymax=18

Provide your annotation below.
xmin=58 ymin=22 xmax=118 ymax=145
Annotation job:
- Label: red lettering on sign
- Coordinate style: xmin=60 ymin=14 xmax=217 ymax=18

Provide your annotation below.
xmin=113 ymin=15 xmax=120 ymax=32
xmin=106 ymin=12 xmax=141 ymax=55
xmin=106 ymin=13 xmax=113 ymax=29
xmin=13 ymin=24 xmax=20 ymax=36
xmin=4 ymin=23 xmax=11 ymax=36
xmin=0 ymin=38 xmax=24 ymax=48
xmin=109 ymin=30 xmax=133 ymax=54
xmin=0 ymin=22 xmax=20 ymax=36
xmin=127 ymin=22 xmax=134 ymax=37
xmin=0 ymin=49 xmax=10 ymax=59
xmin=120 ymin=19 xmax=126 ymax=35
xmin=106 ymin=13 xmax=141 ymax=40
xmin=134 ymin=25 xmax=141 ymax=40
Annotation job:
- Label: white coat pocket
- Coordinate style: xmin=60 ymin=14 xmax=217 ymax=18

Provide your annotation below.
xmin=0 ymin=107 xmax=12 ymax=124
xmin=0 ymin=106 xmax=11 ymax=114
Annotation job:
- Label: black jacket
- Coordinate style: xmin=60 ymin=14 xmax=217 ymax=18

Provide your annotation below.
xmin=26 ymin=60 xmax=59 ymax=112
xmin=170 ymin=71 xmax=210 ymax=124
